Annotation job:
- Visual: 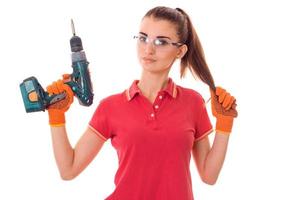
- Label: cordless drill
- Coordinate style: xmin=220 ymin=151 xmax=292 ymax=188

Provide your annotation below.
xmin=20 ymin=19 xmax=93 ymax=112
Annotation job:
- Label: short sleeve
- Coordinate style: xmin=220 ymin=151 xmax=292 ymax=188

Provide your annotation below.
xmin=194 ymin=94 xmax=213 ymax=141
xmin=89 ymin=99 xmax=112 ymax=141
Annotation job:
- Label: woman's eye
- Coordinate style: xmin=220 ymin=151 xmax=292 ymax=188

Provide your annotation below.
xmin=139 ymin=36 xmax=147 ymax=42
xmin=155 ymin=39 xmax=168 ymax=46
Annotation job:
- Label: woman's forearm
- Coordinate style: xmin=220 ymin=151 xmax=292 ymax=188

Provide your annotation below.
xmin=50 ymin=126 xmax=74 ymax=180
xmin=203 ymin=133 xmax=230 ymax=184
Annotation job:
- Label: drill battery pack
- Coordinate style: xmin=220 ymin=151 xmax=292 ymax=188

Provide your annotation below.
xmin=20 ymin=76 xmax=66 ymax=112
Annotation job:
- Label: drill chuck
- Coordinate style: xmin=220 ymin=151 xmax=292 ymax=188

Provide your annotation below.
xmin=70 ymin=35 xmax=83 ymax=52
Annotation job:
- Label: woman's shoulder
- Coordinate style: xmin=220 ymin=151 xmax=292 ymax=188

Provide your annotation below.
xmin=176 ymin=85 xmax=205 ymax=101
xmin=95 ymin=90 xmax=128 ymax=108
xmin=176 ymin=85 xmax=208 ymax=111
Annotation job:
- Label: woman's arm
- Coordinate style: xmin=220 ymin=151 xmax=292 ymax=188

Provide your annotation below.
xmin=50 ymin=126 xmax=106 ymax=180
xmin=192 ymin=86 xmax=237 ymax=185
xmin=192 ymin=133 xmax=229 ymax=185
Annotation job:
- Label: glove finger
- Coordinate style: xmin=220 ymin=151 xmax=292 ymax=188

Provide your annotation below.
xmin=56 ymin=80 xmax=65 ymax=93
xmin=215 ymin=87 xmax=226 ymax=96
xmin=210 ymin=89 xmax=218 ymax=117
xmin=47 ymin=82 xmax=59 ymax=94
xmin=229 ymin=107 xmax=238 ymax=117
xmin=52 ymin=81 xmax=61 ymax=94
xmin=46 ymin=85 xmax=54 ymax=95
xmin=232 ymin=103 xmax=237 ymax=109
xmin=62 ymin=84 xmax=74 ymax=97
xmin=62 ymin=84 xmax=74 ymax=108
xmin=231 ymin=103 xmax=238 ymax=117
xmin=224 ymin=103 xmax=238 ymax=117
xmin=222 ymin=93 xmax=232 ymax=108
xmin=226 ymin=96 xmax=236 ymax=110
xmin=62 ymin=74 xmax=71 ymax=82
xmin=218 ymin=91 xmax=227 ymax=104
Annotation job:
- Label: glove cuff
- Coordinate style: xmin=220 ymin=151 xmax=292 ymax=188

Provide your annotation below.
xmin=216 ymin=116 xmax=234 ymax=134
xmin=48 ymin=109 xmax=66 ymax=127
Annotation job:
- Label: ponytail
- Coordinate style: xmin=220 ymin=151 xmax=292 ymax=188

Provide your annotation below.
xmin=175 ymin=8 xmax=216 ymax=91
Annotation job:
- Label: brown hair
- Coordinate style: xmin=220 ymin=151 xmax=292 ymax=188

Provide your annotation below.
xmin=144 ymin=6 xmax=216 ymax=91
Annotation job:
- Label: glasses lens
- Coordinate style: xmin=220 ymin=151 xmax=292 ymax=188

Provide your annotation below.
xmin=134 ymin=35 xmax=147 ymax=44
xmin=154 ymin=38 xmax=169 ymax=46
xmin=134 ymin=35 xmax=180 ymax=51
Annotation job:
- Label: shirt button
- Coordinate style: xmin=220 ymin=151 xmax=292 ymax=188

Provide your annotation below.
xmin=154 ymin=105 xmax=159 ymax=109
xmin=150 ymin=113 xmax=155 ymax=117
xmin=159 ymin=95 xmax=163 ymax=99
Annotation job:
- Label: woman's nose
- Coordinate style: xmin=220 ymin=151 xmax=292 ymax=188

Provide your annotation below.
xmin=144 ymin=41 xmax=155 ymax=54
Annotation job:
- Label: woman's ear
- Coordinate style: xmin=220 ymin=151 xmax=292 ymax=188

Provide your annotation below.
xmin=176 ymin=44 xmax=188 ymax=59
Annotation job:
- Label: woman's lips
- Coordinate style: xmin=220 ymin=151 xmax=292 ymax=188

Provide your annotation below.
xmin=142 ymin=57 xmax=156 ymax=63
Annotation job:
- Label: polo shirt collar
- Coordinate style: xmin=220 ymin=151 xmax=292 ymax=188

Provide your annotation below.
xmin=126 ymin=78 xmax=177 ymax=101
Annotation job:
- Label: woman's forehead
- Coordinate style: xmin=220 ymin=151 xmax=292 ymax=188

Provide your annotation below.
xmin=139 ymin=17 xmax=178 ymax=39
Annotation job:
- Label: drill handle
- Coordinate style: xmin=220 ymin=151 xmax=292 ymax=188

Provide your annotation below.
xmin=68 ymin=59 xmax=94 ymax=106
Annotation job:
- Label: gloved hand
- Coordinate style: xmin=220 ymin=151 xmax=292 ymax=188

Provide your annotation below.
xmin=46 ymin=74 xmax=74 ymax=126
xmin=210 ymin=87 xmax=238 ymax=134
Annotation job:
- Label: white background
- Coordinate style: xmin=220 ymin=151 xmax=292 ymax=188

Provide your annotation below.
xmin=1 ymin=0 xmax=299 ymax=199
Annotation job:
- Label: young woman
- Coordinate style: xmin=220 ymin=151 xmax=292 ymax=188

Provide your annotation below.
xmin=46 ymin=6 xmax=238 ymax=200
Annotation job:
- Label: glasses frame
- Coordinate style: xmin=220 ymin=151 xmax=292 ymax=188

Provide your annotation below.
xmin=133 ymin=35 xmax=184 ymax=48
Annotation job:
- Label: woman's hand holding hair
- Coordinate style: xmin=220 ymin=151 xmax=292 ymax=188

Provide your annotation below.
xmin=210 ymin=87 xmax=238 ymax=134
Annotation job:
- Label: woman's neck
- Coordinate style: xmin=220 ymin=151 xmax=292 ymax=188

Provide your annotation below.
xmin=137 ymin=71 xmax=169 ymax=102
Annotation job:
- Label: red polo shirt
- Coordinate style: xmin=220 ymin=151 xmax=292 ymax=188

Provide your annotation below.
xmin=89 ymin=78 xmax=213 ymax=200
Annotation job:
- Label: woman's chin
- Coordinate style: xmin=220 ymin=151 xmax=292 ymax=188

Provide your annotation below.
xmin=141 ymin=62 xmax=157 ymax=69
xmin=141 ymin=65 xmax=159 ymax=73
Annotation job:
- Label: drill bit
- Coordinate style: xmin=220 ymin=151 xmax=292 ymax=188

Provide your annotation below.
xmin=71 ymin=19 xmax=76 ymax=36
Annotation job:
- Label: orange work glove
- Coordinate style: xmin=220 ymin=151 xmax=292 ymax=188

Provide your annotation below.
xmin=210 ymin=87 xmax=238 ymax=134
xmin=46 ymin=74 xmax=74 ymax=126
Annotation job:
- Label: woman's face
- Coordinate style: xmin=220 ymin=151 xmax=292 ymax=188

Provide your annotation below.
xmin=136 ymin=16 xmax=186 ymax=74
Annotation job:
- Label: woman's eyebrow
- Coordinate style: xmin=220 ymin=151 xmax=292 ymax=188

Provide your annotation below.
xmin=139 ymin=32 xmax=147 ymax=36
xmin=139 ymin=32 xmax=171 ymax=40
xmin=157 ymin=36 xmax=171 ymax=39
